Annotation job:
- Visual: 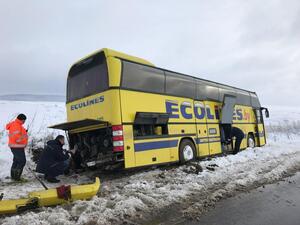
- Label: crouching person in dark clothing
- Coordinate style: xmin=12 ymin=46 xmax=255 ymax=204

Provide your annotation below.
xmin=231 ymin=127 xmax=245 ymax=154
xmin=36 ymin=135 xmax=70 ymax=183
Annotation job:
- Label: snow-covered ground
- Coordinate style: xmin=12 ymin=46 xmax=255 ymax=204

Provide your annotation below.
xmin=0 ymin=101 xmax=66 ymax=179
xmin=0 ymin=102 xmax=300 ymax=225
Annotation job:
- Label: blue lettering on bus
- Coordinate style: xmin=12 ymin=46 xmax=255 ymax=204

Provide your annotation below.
xmin=214 ymin=106 xmax=220 ymax=120
xmin=165 ymin=100 xmax=219 ymax=120
xmin=166 ymin=101 xmax=180 ymax=118
xmin=194 ymin=105 xmax=206 ymax=119
xmin=233 ymin=109 xmax=244 ymax=120
xmin=71 ymin=96 xmax=104 ymax=111
xmin=180 ymin=103 xmax=193 ymax=119
xmin=165 ymin=101 xmax=249 ymax=121
xmin=206 ymin=108 xmax=215 ymax=120
xmin=233 ymin=110 xmax=236 ymax=120
xmin=236 ymin=109 xmax=243 ymax=120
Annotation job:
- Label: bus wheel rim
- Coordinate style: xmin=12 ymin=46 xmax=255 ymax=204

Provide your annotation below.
xmin=183 ymin=145 xmax=194 ymax=161
xmin=248 ymin=137 xmax=255 ymax=148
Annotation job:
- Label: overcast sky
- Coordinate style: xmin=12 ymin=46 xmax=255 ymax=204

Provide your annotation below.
xmin=0 ymin=0 xmax=299 ymax=106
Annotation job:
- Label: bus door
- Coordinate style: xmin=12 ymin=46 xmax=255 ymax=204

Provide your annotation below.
xmin=220 ymin=95 xmax=236 ymax=124
xmin=255 ymin=108 xmax=267 ymax=146
xmin=220 ymin=95 xmax=236 ymax=151
xmin=205 ymin=101 xmax=222 ymax=155
xmin=194 ymin=101 xmax=209 ymax=156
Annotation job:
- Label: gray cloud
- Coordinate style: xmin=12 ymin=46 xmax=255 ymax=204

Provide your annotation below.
xmin=0 ymin=0 xmax=299 ymax=106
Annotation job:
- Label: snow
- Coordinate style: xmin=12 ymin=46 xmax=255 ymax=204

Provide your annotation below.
xmin=0 ymin=102 xmax=300 ymax=224
xmin=0 ymin=101 xmax=66 ymax=179
xmin=264 ymin=105 xmax=300 ymax=126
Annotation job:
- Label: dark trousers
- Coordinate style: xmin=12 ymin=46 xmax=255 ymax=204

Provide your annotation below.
xmin=46 ymin=159 xmax=70 ymax=178
xmin=11 ymin=148 xmax=26 ymax=169
xmin=222 ymin=124 xmax=232 ymax=142
xmin=231 ymin=127 xmax=245 ymax=153
xmin=10 ymin=148 xmax=26 ymax=178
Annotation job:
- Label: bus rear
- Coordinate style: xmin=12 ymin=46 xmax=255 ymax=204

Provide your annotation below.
xmin=50 ymin=49 xmax=154 ymax=168
xmin=51 ymin=51 xmax=124 ymax=167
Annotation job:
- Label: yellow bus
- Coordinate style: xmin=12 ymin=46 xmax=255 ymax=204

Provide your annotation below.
xmin=51 ymin=48 xmax=269 ymax=169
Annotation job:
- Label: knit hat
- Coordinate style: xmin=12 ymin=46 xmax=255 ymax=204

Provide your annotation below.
xmin=55 ymin=135 xmax=65 ymax=141
xmin=17 ymin=114 xmax=27 ymax=121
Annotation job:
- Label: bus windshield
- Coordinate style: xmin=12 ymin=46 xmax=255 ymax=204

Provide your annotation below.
xmin=67 ymin=52 xmax=108 ymax=102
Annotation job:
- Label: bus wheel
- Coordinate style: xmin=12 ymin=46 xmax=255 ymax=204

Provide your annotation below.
xmin=179 ymin=139 xmax=196 ymax=164
xmin=247 ymin=134 xmax=255 ymax=148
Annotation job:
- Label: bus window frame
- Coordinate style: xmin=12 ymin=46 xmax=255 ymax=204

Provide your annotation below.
xmin=121 ymin=60 xmax=166 ymax=94
xmin=165 ymin=71 xmax=196 ymax=99
xmin=119 ymin=58 xmax=261 ymax=108
xmin=66 ymin=52 xmax=109 ymax=103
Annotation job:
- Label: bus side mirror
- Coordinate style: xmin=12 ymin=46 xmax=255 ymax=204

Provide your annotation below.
xmin=265 ymin=109 xmax=269 ymax=118
xmin=261 ymin=107 xmax=269 ymax=118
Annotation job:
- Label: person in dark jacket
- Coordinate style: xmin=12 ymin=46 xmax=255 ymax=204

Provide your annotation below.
xmin=36 ymin=135 xmax=70 ymax=183
xmin=231 ymin=127 xmax=245 ymax=154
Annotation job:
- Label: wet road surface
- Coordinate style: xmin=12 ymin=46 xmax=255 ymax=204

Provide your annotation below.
xmin=182 ymin=172 xmax=300 ymax=225
xmin=143 ymin=172 xmax=300 ymax=225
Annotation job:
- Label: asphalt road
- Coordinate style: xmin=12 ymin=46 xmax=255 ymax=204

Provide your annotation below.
xmin=183 ymin=172 xmax=300 ymax=225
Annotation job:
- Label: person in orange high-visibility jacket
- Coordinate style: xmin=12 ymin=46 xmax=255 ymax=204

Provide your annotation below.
xmin=6 ymin=114 xmax=28 ymax=181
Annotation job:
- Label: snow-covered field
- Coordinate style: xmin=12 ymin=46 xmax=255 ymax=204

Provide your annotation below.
xmin=0 ymin=101 xmax=66 ymax=179
xmin=0 ymin=101 xmax=300 ymax=225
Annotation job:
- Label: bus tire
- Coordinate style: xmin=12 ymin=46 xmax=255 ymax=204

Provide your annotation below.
xmin=247 ymin=134 xmax=255 ymax=148
xmin=179 ymin=139 xmax=196 ymax=164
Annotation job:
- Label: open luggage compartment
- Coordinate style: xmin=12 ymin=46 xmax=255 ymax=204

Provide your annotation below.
xmin=49 ymin=119 xmax=124 ymax=168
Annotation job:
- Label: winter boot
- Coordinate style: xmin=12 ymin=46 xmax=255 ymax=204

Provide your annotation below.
xmin=10 ymin=168 xmax=18 ymax=180
xmin=14 ymin=168 xmax=23 ymax=181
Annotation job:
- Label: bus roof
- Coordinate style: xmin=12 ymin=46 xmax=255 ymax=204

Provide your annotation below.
xmin=72 ymin=48 xmax=155 ymax=67
xmin=72 ymin=48 xmax=257 ymax=96
xmin=162 ymin=67 xmax=258 ymax=95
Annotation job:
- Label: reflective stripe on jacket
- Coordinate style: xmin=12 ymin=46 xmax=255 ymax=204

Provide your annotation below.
xmin=6 ymin=119 xmax=28 ymax=148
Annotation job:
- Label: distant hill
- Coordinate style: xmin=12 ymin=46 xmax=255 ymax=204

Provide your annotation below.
xmin=0 ymin=94 xmax=65 ymax=102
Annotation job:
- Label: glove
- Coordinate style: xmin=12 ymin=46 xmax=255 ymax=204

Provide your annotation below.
xmin=69 ymin=144 xmax=78 ymax=154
